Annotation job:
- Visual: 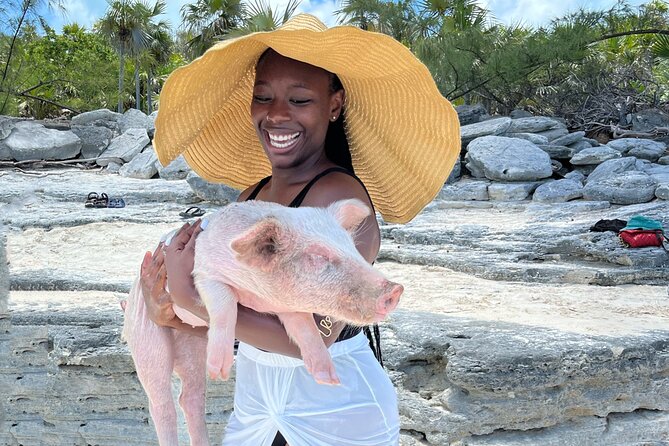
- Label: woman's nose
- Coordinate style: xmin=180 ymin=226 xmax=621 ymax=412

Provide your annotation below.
xmin=265 ymin=102 xmax=290 ymax=124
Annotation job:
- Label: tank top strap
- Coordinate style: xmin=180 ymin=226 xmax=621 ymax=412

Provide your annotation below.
xmin=245 ymin=176 xmax=272 ymax=201
xmin=288 ymin=166 xmax=374 ymax=209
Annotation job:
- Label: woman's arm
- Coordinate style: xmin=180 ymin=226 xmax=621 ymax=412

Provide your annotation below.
xmin=141 ymin=176 xmax=379 ymax=357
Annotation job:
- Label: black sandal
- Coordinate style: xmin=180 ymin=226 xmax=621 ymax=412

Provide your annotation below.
xmin=84 ymin=192 xmax=98 ymax=208
xmin=180 ymin=206 xmax=205 ymax=218
xmin=94 ymin=193 xmax=109 ymax=208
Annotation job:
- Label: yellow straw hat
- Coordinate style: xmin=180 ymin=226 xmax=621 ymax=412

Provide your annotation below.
xmin=154 ymin=13 xmax=460 ymax=224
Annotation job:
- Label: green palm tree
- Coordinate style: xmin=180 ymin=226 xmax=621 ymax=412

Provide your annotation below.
xmin=97 ymin=0 xmax=165 ymax=112
xmin=129 ymin=0 xmax=167 ymax=111
xmin=143 ymin=19 xmax=172 ymax=113
xmin=180 ymin=0 xmax=246 ymax=58
xmin=227 ymin=0 xmax=300 ymax=36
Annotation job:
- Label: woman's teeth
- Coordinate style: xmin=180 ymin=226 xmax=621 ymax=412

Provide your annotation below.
xmin=268 ymin=132 xmax=300 ymax=149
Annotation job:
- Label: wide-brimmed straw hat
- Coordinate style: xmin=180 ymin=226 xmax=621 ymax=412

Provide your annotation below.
xmin=154 ymin=13 xmax=460 ymax=223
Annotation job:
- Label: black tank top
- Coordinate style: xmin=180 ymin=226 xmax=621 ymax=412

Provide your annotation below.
xmin=244 ymin=167 xmax=383 ymax=359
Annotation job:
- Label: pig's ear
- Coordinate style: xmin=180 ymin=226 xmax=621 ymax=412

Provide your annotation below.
xmin=230 ymin=217 xmax=288 ymax=271
xmin=328 ymin=199 xmax=371 ymax=233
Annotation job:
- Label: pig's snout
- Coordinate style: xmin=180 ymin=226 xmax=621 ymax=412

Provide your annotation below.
xmin=375 ymin=281 xmax=403 ymax=319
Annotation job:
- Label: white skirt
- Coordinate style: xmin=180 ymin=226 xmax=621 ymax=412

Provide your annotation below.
xmin=222 ymin=332 xmax=400 ymax=446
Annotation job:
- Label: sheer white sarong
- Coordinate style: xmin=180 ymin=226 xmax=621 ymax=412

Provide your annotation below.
xmin=222 ymin=332 xmax=400 ymax=446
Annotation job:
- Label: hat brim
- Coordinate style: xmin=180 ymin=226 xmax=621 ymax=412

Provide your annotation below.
xmin=154 ymin=16 xmax=460 ymax=223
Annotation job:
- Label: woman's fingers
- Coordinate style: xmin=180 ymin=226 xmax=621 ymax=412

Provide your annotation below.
xmin=167 ymin=222 xmax=194 ymax=252
xmin=184 ymin=219 xmax=203 ymax=251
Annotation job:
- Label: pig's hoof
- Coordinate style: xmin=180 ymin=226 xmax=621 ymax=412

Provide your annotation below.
xmin=206 ymin=355 xmax=233 ymax=381
xmin=313 ymin=371 xmax=340 ymax=386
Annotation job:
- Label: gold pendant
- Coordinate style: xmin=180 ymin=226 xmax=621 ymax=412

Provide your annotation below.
xmin=318 ymin=316 xmax=333 ymax=337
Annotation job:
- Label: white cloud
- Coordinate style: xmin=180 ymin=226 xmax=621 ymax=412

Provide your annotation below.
xmin=52 ymin=0 xmax=102 ymax=31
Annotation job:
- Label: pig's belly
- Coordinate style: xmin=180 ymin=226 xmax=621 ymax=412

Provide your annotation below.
xmin=174 ymin=305 xmax=208 ymax=327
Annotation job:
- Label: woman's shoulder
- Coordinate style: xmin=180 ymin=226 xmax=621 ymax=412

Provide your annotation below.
xmin=300 ymin=170 xmax=372 ymax=209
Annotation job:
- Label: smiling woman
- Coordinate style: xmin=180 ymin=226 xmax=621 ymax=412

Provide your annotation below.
xmin=144 ymin=12 xmax=460 ymax=446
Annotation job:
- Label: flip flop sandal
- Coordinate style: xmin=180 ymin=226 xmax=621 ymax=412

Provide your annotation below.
xmin=180 ymin=206 xmax=206 ymax=218
xmin=84 ymin=192 xmax=98 ymax=208
xmin=94 ymin=193 xmax=109 ymax=208
xmin=107 ymin=198 xmax=126 ymax=208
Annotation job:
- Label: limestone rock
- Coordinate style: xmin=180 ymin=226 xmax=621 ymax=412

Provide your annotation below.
xmin=455 ymin=104 xmax=489 ymax=126
xmin=118 ymin=149 xmax=158 ymax=179
xmin=550 ymin=131 xmax=586 ymax=147
xmin=2 ymin=121 xmax=81 ymax=161
xmin=461 ymin=118 xmax=512 ymax=145
xmin=570 ymin=147 xmax=622 ymax=165
xmin=500 ymin=132 xmax=549 ymax=145
xmin=506 ymin=117 xmax=561 ymax=133
xmin=655 ymin=183 xmax=669 ymax=200
xmin=186 ymin=172 xmax=240 ymax=204
xmin=607 ymin=138 xmax=666 ymax=157
xmin=157 ymin=154 xmax=192 ymax=180
xmin=564 ymin=171 xmax=586 ymax=184
xmin=657 ymin=155 xmax=669 ymax=165
xmin=509 ymin=109 xmax=533 ymax=119
xmin=488 ymin=182 xmax=541 ymax=201
xmin=538 ymin=144 xmax=574 ymax=159
xmin=631 ymin=108 xmax=669 ymax=133
xmin=586 ymin=157 xmax=638 ymax=185
xmin=71 ymin=109 xmax=122 ymax=131
xmin=582 ymin=171 xmax=657 ymax=205
xmin=533 ymin=179 xmax=583 ymax=203
xmin=97 ymin=128 xmax=150 ymax=167
xmin=70 ymin=125 xmax=113 ymax=159
xmin=465 ymin=136 xmax=552 ymax=181
xmin=446 ymin=157 xmax=462 ymax=184
xmin=536 ymin=127 xmax=569 ymax=142
xmin=438 ymin=180 xmax=490 ymax=201
xmin=118 ymin=108 xmax=152 ymax=134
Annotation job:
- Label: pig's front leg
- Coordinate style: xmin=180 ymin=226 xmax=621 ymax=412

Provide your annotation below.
xmin=194 ymin=278 xmax=238 ymax=380
xmin=277 ymin=312 xmax=340 ymax=386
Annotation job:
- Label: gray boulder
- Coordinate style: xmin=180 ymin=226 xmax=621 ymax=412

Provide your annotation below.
xmin=655 ymin=183 xmax=669 ymax=200
xmin=186 ymin=172 xmax=240 ymax=204
xmin=465 ymin=136 xmax=552 ymax=181
xmin=446 ymin=157 xmax=461 ymax=184
xmin=97 ymin=128 xmax=150 ymax=167
xmin=657 ymin=155 xmax=669 ymax=165
xmin=586 ymin=157 xmax=638 ymax=185
xmin=536 ymin=128 xmax=569 ymax=142
xmin=118 ymin=108 xmax=152 ymax=134
xmin=550 ymin=131 xmax=586 ymax=147
xmin=455 ymin=104 xmax=489 ymax=126
xmin=582 ymin=171 xmax=657 ymax=204
xmin=157 ymin=154 xmax=192 ymax=180
xmin=71 ymin=109 xmax=122 ymax=131
xmin=118 ymin=149 xmax=158 ymax=179
xmin=533 ymin=179 xmax=583 ymax=203
xmin=606 ymin=138 xmax=666 ymax=156
xmin=631 ymin=108 xmax=669 ymax=133
xmin=564 ymin=171 xmax=586 ymax=185
xmin=538 ymin=145 xmax=574 ymax=159
xmin=2 ymin=121 xmax=81 ymax=161
xmin=567 ymin=140 xmax=593 ymax=153
xmin=461 ymin=117 xmax=512 ymax=145
xmin=438 ymin=180 xmax=490 ymax=201
xmin=0 ymin=116 xmax=19 ymax=140
xmin=500 ymin=133 xmax=549 ymax=145
xmin=488 ymin=182 xmax=541 ymax=201
xmin=628 ymin=143 xmax=666 ymax=162
xmin=509 ymin=109 xmax=533 ymax=118
xmin=70 ymin=125 xmax=113 ymax=159
xmin=570 ymin=147 xmax=622 ymax=165
xmin=507 ymin=117 xmax=562 ymax=133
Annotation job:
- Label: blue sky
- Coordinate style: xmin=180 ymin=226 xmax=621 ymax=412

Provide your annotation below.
xmin=42 ymin=0 xmax=649 ymax=33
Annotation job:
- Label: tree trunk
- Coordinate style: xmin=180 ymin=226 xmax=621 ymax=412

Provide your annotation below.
xmin=147 ymin=69 xmax=153 ymax=114
xmin=118 ymin=48 xmax=125 ymax=113
xmin=135 ymin=60 xmax=140 ymax=110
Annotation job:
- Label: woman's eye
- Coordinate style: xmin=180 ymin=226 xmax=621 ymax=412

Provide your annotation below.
xmin=253 ymin=95 xmax=270 ymax=103
xmin=290 ymin=98 xmax=311 ymax=105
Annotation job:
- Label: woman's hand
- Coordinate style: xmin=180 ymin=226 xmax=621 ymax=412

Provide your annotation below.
xmin=163 ymin=220 xmax=204 ymax=313
xmin=140 ymin=243 xmax=179 ymax=328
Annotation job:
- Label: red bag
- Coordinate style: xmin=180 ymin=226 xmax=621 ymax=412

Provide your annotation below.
xmin=618 ymin=229 xmax=666 ymax=248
